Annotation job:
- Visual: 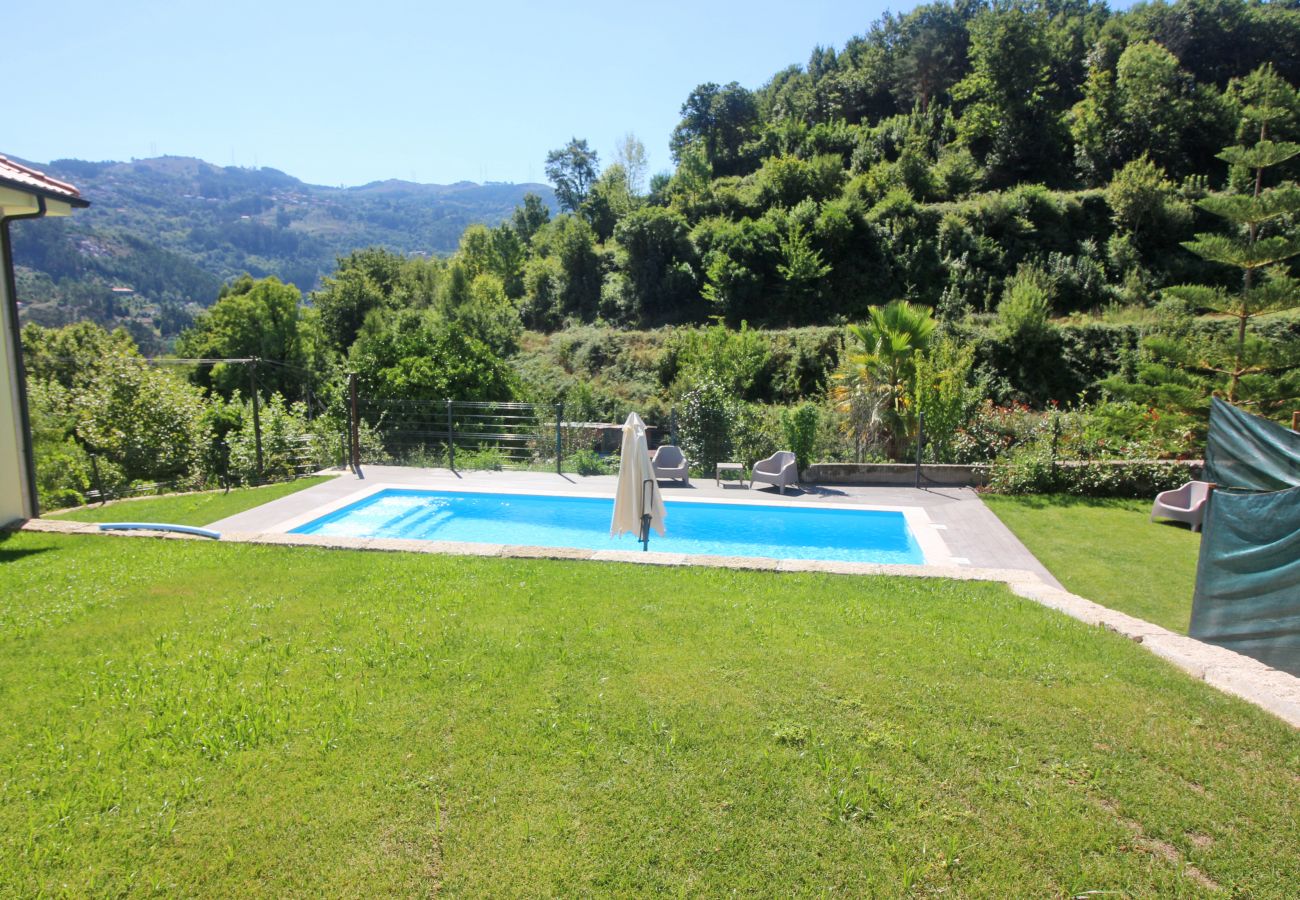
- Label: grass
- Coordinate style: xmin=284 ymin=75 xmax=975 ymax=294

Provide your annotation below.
xmin=2 ymin=533 xmax=1297 ymax=895
xmin=46 ymin=476 xmax=335 ymax=527
xmin=983 ymin=494 xmax=1201 ymax=633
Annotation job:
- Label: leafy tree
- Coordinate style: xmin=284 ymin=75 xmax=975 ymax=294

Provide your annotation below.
xmin=520 ymin=255 xmax=565 ymax=331
xmin=781 ymin=402 xmax=821 ymax=471
xmin=446 ymin=273 xmax=523 ymax=354
xmin=545 ymin=138 xmax=600 ymax=213
xmin=220 ymin=393 xmax=320 ymax=484
xmin=178 ymin=275 xmax=314 ymax=399
xmin=511 ymin=192 xmax=551 ymax=243
xmin=910 ymin=337 xmax=980 ymax=463
xmin=349 ymin=308 xmax=517 ymax=404
xmin=1072 ymin=41 xmax=1232 ymax=182
xmin=752 ymin=154 xmax=846 ymax=209
xmin=668 ymin=141 xmax=713 ymax=209
xmin=74 ymin=358 xmax=210 ymax=484
xmin=696 ymin=215 xmax=782 ymax=324
xmin=614 ymin=133 xmax=649 ymax=196
xmin=491 ymin=224 xmax=527 ymax=298
xmin=582 ymin=163 xmax=636 ymax=241
xmin=611 ymin=207 xmax=697 ymax=323
xmin=28 ymin=379 xmax=100 ymax=508
xmin=776 ymin=223 xmax=831 ymax=319
xmin=953 ymin=4 xmax=1067 ymax=185
xmin=22 ymin=321 xmax=139 ymax=390
xmin=677 ymin=380 xmax=736 ymax=471
xmin=311 ymin=248 xmax=411 ymax=353
xmin=670 ymin=82 xmax=760 ymax=177
xmin=1104 ymin=155 xmax=1192 ymax=248
xmin=530 ymin=215 xmax=603 ymax=323
xmin=455 ymin=224 xmax=497 ymax=280
xmin=889 ymin=2 xmax=973 ymax=112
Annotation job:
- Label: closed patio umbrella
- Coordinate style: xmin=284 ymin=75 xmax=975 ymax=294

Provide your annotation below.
xmin=610 ymin=412 xmax=666 ymax=550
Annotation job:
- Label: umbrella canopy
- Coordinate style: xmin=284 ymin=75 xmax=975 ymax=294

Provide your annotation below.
xmin=610 ymin=412 xmax=666 ymax=546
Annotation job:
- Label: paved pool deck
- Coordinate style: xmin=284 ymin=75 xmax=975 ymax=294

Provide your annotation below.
xmin=207 ymin=465 xmax=1062 ymax=585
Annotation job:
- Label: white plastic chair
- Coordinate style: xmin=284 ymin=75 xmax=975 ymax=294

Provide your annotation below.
xmin=751 ymin=450 xmax=799 ymax=494
xmin=651 ymin=445 xmax=689 ymax=485
xmin=1150 ymin=481 xmax=1214 ymax=532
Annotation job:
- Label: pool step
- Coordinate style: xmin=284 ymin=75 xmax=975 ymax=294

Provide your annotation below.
xmin=376 ymin=502 xmax=431 ymax=533
xmin=386 ymin=506 xmax=452 ymax=538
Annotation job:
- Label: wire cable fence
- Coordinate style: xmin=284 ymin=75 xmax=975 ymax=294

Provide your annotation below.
xmin=347 ymin=385 xmax=667 ymax=475
xmin=351 ymin=395 xmax=560 ymax=471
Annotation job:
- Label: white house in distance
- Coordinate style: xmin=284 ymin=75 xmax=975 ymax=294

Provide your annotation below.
xmin=0 ymin=156 xmax=89 ymax=526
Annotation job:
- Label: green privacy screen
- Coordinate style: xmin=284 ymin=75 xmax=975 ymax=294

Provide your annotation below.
xmin=1203 ymin=397 xmax=1300 ymax=492
xmin=1190 ymin=400 xmax=1300 ymax=676
xmin=1189 ymin=485 xmax=1300 ymax=676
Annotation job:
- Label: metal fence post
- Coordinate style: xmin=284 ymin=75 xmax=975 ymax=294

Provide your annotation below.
xmin=249 ymin=358 xmax=263 ymax=481
xmin=670 ymin=407 xmax=678 ymax=445
xmin=1051 ymin=414 xmax=1061 ymax=486
xmin=914 ymin=411 xmax=924 ymax=489
xmin=348 ymin=372 xmax=360 ymax=473
xmin=89 ymin=453 xmax=106 ymax=505
xmin=555 ymin=403 xmax=564 ymax=474
xmin=446 ymin=399 xmax=456 ymax=470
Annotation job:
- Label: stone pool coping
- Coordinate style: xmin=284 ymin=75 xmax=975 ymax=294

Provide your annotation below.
xmin=15 ymin=516 xmax=1300 ymax=730
xmin=262 ymin=480 xmax=955 ymax=567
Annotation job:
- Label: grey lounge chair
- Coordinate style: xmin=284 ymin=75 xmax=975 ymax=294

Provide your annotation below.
xmin=751 ymin=450 xmax=799 ymax=494
xmin=1150 ymin=480 xmax=1213 ymax=532
xmin=652 ymin=444 xmax=689 ymax=485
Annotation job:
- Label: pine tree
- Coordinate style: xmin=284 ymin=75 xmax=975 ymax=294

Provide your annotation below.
xmin=1163 ymin=66 xmax=1300 ymax=406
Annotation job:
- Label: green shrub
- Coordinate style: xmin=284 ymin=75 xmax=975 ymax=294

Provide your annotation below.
xmin=569 ymin=449 xmax=609 ymax=476
xmin=989 ymin=447 xmax=1197 ymax=497
xmin=225 ymin=394 xmax=322 ymax=484
xmin=678 ymin=381 xmax=736 ymax=472
xmin=455 ymin=446 xmax=509 ymax=471
xmin=732 ymin=404 xmax=782 ymax=468
xmin=781 ymin=403 xmax=820 ymax=471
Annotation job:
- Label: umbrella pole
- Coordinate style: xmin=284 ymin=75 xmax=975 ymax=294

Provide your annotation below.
xmin=640 ymin=478 xmax=653 ymax=551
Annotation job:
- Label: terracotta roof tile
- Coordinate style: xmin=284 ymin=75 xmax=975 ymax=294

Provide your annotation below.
xmin=0 ymin=155 xmax=89 ymax=205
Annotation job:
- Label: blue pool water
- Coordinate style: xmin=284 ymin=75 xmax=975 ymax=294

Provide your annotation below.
xmin=290 ymin=489 xmax=924 ymax=564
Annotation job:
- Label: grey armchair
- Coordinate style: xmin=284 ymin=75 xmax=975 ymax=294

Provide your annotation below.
xmin=652 ymin=444 xmax=690 ymax=485
xmin=751 ymin=450 xmax=798 ymax=494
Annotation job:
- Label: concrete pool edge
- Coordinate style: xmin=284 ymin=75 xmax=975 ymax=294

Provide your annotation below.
xmin=15 ymin=514 xmax=1300 ymax=730
xmin=264 ymin=481 xmax=956 ymax=567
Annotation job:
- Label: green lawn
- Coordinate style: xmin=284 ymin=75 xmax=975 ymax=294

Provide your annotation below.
xmin=983 ymin=494 xmax=1201 ymax=633
xmin=2 ymin=534 xmax=1297 ymax=895
xmin=46 ymin=476 xmax=335 ymax=527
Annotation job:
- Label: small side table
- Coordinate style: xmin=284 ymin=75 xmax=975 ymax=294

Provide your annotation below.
xmin=715 ymin=462 xmax=745 ymax=486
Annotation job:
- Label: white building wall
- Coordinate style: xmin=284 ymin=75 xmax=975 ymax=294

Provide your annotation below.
xmin=0 ymin=259 xmax=31 ymax=525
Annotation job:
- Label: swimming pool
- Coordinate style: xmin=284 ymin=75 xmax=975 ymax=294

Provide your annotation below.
xmin=289 ymin=488 xmax=927 ymax=564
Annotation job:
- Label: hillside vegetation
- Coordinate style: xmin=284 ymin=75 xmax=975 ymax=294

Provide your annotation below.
xmin=15 ymin=0 xmax=1300 ymax=508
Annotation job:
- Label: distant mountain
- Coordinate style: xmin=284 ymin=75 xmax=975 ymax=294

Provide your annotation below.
xmin=8 ymin=155 xmax=556 ymax=349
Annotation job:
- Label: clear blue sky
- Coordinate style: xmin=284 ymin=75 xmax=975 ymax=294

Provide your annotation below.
xmin=12 ymin=0 xmax=932 ymax=187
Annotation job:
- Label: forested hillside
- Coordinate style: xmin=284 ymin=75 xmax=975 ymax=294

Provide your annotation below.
xmin=9 ymin=155 xmax=554 ymax=350
xmin=18 ymin=0 xmax=1300 ymax=509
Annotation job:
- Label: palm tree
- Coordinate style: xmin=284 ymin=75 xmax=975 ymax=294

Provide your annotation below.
xmin=831 ymin=300 xmax=937 ymax=460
